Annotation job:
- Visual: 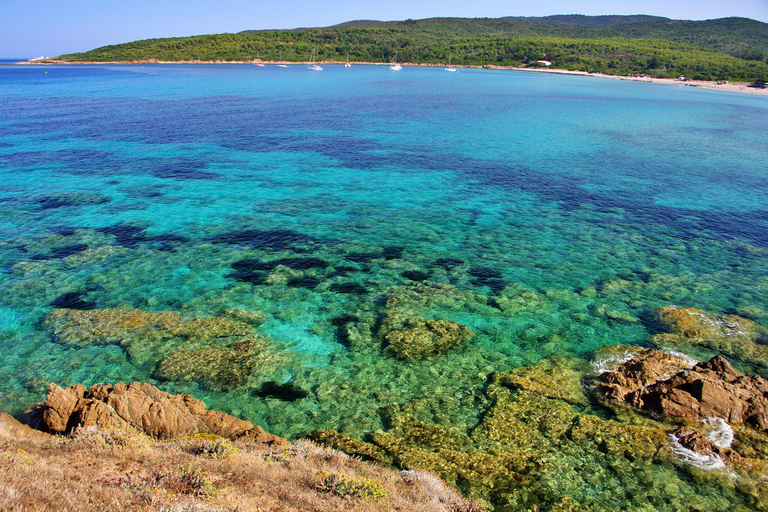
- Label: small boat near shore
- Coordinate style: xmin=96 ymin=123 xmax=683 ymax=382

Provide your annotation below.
xmin=277 ymin=51 xmax=288 ymax=68
xmin=308 ymin=47 xmax=323 ymax=71
xmin=390 ymin=52 xmax=402 ymax=71
xmin=445 ymin=53 xmax=457 ymax=72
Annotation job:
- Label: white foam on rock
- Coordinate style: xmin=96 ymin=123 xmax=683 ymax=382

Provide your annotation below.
xmin=590 ymin=348 xmax=638 ymax=375
xmin=669 ymin=433 xmax=726 ymax=471
xmin=704 ymin=417 xmax=734 ymax=448
xmin=590 ymin=348 xmax=698 ymax=377
xmin=664 ymin=350 xmax=700 ymax=370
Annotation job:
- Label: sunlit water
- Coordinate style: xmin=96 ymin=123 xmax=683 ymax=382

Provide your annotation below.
xmin=1 ymin=63 xmax=768 ymax=508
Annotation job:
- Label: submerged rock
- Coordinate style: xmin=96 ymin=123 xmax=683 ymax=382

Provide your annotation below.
xmin=43 ymin=307 xmax=257 ymax=364
xmin=653 ymin=305 xmax=768 ymax=373
xmin=382 ymin=317 xmax=475 ymax=361
xmin=338 ymin=282 xmax=483 ymax=359
xmin=31 ymin=381 xmax=287 ymax=445
xmin=379 ymin=284 xmax=480 ymax=360
xmin=493 ymin=358 xmax=587 ymax=405
xmin=153 ymin=336 xmax=268 ymax=390
xmin=313 ymin=359 xmax=682 ymax=511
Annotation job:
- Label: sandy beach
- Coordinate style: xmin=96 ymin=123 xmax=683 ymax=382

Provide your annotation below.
xmin=492 ymin=65 xmax=768 ymax=96
xmin=12 ymin=59 xmax=768 ymax=96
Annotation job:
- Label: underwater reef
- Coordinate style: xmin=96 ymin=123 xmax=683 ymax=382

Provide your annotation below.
xmin=312 ymin=341 xmax=768 ymax=512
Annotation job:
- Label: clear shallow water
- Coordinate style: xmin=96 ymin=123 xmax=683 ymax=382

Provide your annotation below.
xmin=1 ymin=63 xmax=768 ymax=507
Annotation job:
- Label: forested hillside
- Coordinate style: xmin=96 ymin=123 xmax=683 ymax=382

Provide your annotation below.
xmin=59 ymin=15 xmax=768 ymax=81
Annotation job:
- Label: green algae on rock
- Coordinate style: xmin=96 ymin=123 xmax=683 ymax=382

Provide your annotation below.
xmin=382 ymin=317 xmax=475 ymax=361
xmin=314 ymin=353 xmax=768 ymax=511
xmin=339 ymin=282 xmax=481 ymax=359
xmin=309 ymin=429 xmax=394 ymax=464
xmin=42 ymin=307 xmax=261 ymax=365
xmin=653 ymin=305 xmax=768 ymax=375
xmin=153 ymin=336 xmax=269 ymax=390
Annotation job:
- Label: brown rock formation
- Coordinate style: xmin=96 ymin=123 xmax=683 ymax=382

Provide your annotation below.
xmin=0 ymin=412 xmax=52 ymax=441
xmin=33 ymin=381 xmax=287 ymax=445
xmin=595 ymin=348 xmax=693 ymax=402
xmin=671 ymin=425 xmax=742 ymax=463
xmin=598 ymin=350 xmax=768 ymax=433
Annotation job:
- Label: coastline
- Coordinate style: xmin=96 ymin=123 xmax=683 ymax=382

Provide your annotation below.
xmin=10 ymin=58 xmax=768 ymax=96
xmin=491 ymin=65 xmax=768 ymax=96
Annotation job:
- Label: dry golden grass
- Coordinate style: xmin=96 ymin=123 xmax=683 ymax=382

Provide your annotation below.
xmin=0 ymin=425 xmax=480 ymax=512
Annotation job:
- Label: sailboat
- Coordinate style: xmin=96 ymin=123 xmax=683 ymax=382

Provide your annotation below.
xmin=277 ymin=50 xmax=288 ymax=68
xmin=345 ymin=52 xmax=351 ymax=68
xmin=255 ymin=53 xmax=265 ymax=67
xmin=308 ymin=46 xmax=323 ymax=71
xmin=390 ymin=52 xmax=402 ymax=71
xmin=445 ymin=53 xmax=457 ymax=72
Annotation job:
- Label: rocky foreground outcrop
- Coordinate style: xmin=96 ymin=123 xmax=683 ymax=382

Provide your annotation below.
xmin=597 ymin=348 xmax=768 ymax=432
xmin=28 ymin=381 xmax=287 ymax=445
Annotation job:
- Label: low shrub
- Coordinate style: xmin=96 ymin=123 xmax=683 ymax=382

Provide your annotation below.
xmin=315 ymin=470 xmax=387 ymax=502
xmin=175 ymin=464 xmax=219 ymax=498
xmin=55 ymin=425 xmax=148 ymax=451
xmin=186 ymin=437 xmax=237 ymax=459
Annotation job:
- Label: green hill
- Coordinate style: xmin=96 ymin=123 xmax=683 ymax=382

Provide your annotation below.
xmin=59 ymin=15 xmax=768 ymax=81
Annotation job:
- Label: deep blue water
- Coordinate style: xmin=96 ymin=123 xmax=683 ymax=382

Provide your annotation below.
xmin=1 ymin=64 xmax=767 ymax=446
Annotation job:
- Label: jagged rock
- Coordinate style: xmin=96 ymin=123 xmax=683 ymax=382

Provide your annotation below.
xmin=653 ymin=305 xmax=768 ymax=373
xmin=671 ymin=425 xmax=742 ymax=463
xmin=381 ymin=316 xmax=474 ymax=361
xmin=595 ymin=348 xmax=694 ymax=402
xmin=34 ymin=381 xmax=287 ymax=445
xmin=598 ymin=350 xmax=768 ymax=433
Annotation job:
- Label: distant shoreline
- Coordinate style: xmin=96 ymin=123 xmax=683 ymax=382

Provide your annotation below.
xmin=11 ymin=59 xmax=768 ymax=96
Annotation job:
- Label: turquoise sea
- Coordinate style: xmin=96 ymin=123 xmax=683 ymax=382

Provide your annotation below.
xmin=2 ymin=63 xmax=768 ymax=509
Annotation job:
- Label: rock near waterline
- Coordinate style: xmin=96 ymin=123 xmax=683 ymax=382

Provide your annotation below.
xmin=598 ymin=348 xmax=768 ymax=433
xmin=29 ymin=381 xmax=287 ymax=445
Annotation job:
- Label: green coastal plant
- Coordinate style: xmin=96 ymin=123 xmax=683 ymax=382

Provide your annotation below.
xmin=315 ymin=470 xmax=387 ymax=502
xmin=183 ymin=436 xmax=238 ymax=459
xmin=58 ymin=17 xmax=768 ymax=81
xmin=176 ymin=464 xmax=219 ymax=498
xmin=59 ymin=425 xmax=149 ymax=451
xmin=263 ymin=447 xmax=297 ymax=462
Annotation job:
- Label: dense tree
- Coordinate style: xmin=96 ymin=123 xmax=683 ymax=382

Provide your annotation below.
xmin=59 ymin=16 xmax=768 ymax=81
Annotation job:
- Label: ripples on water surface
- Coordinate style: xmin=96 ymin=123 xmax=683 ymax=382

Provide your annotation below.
xmin=1 ymin=64 xmax=768 ymax=510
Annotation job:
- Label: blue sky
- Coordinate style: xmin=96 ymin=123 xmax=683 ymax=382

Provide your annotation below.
xmin=2 ymin=0 xmax=767 ymax=58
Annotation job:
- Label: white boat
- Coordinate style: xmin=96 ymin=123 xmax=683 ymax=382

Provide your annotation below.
xmin=308 ymin=47 xmax=323 ymax=71
xmin=277 ymin=50 xmax=288 ymax=68
xmin=255 ymin=54 xmax=265 ymax=67
xmin=390 ymin=52 xmax=402 ymax=71
xmin=445 ymin=53 xmax=457 ymax=72
xmin=344 ymin=52 xmax=351 ymax=68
